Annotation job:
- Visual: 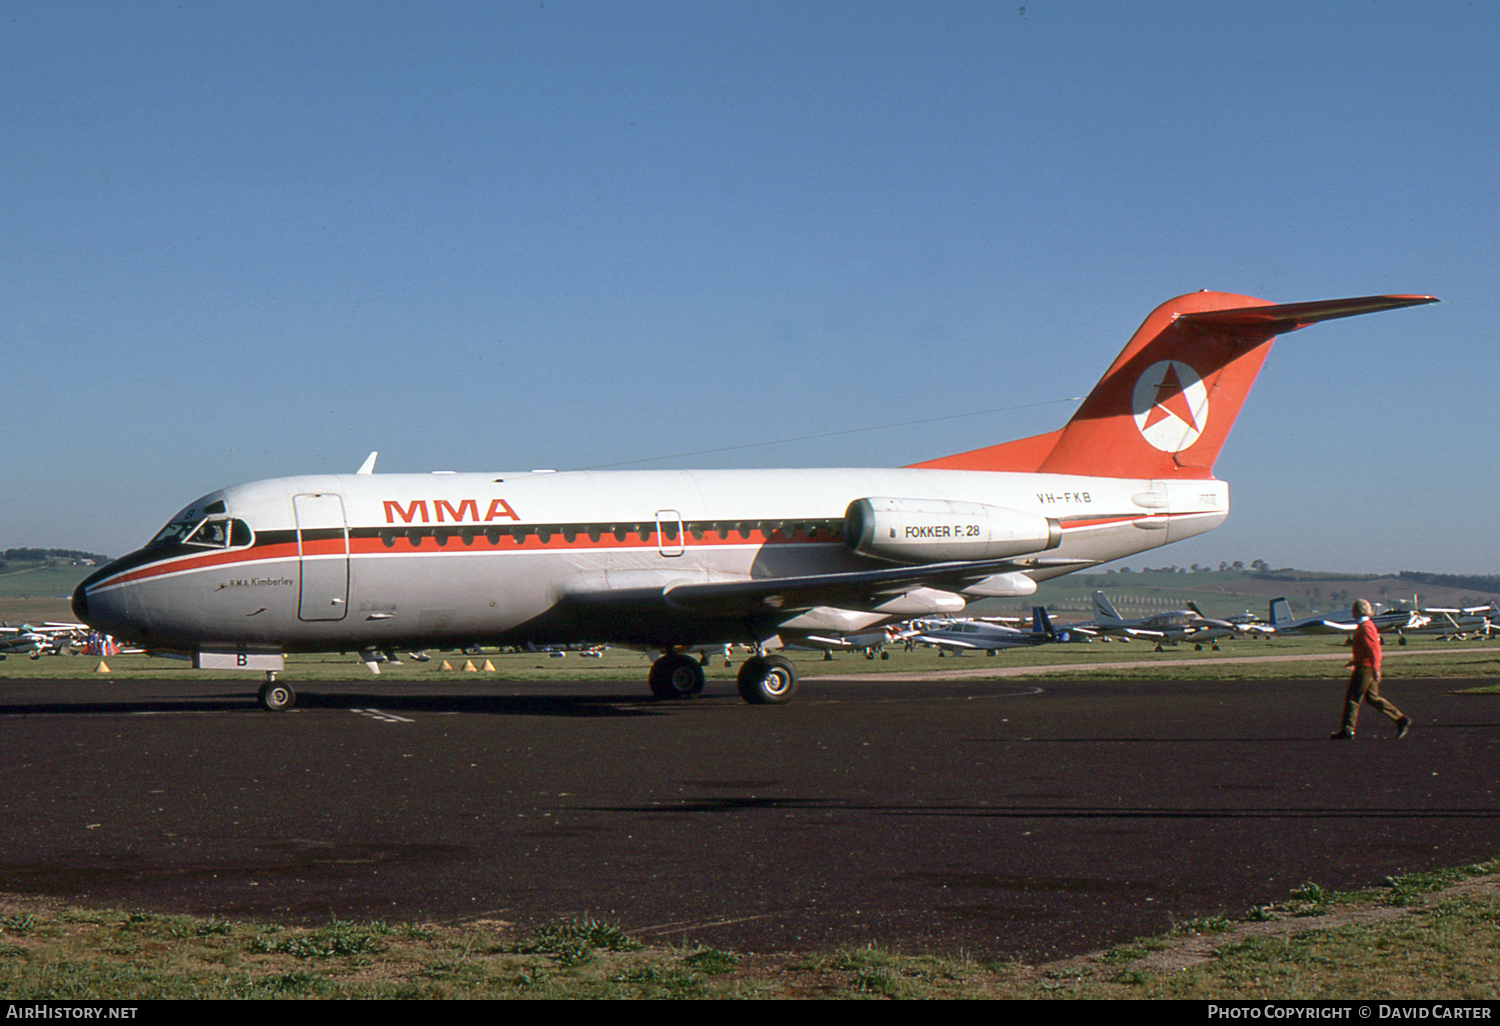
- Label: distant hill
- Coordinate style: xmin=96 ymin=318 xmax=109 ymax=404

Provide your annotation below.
xmin=1393 ymin=570 xmax=1500 ymax=594
xmin=2 ymin=548 xmax=111 ymax=566
xmin=1006 ymin=568 xmax=1500 ymax=618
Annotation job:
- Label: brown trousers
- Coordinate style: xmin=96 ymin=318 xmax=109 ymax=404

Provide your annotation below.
xmin=1342 ymin=666 xmax=1403 ymax=732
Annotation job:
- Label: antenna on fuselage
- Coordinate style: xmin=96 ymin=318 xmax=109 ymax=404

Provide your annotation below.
xmin=357 ymin=452 xmax=378 ymax=475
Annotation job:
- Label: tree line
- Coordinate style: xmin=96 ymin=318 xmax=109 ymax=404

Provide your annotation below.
xmin=2 ymin=548 xmax=111 ymax=564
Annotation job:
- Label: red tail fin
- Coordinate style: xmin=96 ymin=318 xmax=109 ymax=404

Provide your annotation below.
xmin=909 ymin=292 xmax=1436 ymax=479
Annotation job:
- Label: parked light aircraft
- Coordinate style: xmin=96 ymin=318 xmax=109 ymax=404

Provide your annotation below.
xmin=0 ymin=622 xmax=91 ymax=658
xmin=1075 ymin=591 xmax=1241 ymax=650
xmin=1395 ymin=603 xmax=1497 ymax=643
xmin=901 ymin=607 xmax=1062 ymax=653
xmin=793 ymin=628 xmax=897 ymax=659
xmin=72 ymin=291 xmax=1436 ymax=710
xmin=1267 ymin=597 xmax=1426 ymax=636
xmin=0 ymin=626 xmax=48 ymax=658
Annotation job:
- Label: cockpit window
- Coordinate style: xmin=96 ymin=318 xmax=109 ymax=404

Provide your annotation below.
xmin=187 ymin=519 xmax=231 ymax=548
xmin=185 ymin=518 xmax=253 ymax=549
xmin=147 ymin=515 xmax=251 ymax=550
xmin=149 ymin=518 xmax=203 ymax=547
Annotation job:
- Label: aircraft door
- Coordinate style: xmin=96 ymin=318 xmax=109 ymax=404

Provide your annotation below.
xmin=655 ymin=510 xmax=685 ymax=557
xmin=293 ymin=493 xmax=350 ymax=621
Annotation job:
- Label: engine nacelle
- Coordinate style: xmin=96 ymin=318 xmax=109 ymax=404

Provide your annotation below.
xmin=844 ymin=497 xmax=1061 ymax=564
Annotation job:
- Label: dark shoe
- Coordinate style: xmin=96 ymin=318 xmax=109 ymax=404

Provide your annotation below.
xmin=1329 ymin=729 xmax=1354 ymax=740
xmin=1396 ymin=717 xmax=1411 ymax=739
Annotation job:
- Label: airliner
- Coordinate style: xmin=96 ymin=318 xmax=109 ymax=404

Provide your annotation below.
xmin=72 ymin=290 xmax=1436 ymax=710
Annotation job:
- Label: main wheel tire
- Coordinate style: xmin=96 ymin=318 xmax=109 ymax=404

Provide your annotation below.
xmin=258 ymin=680 xmax=297 ymax=712
xmin=736 ymin=655 xmax=797 ymax=705
xmin=649 ymin=653 xmax=705 ymax=699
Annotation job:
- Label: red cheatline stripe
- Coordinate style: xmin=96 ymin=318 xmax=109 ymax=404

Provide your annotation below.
xmin=86 ymin=514 xmax=1164 ymax=591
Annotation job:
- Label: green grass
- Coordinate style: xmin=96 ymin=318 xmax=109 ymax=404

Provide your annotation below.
xmin=3 ymin=864 xmax=1499 ymax=999
xmin=6 ymin=630 xmax=1498 ymax=682
xmin=0 ymin=563 xmax=91 ymax=610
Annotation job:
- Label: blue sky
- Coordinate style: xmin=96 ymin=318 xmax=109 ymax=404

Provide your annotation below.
xmin=3 ymin=1 xmax=1493 ymax=575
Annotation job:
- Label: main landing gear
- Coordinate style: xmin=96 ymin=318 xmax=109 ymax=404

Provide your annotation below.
xmin=646 ymin=650 xmax=799 ymax=705
xmin=648 ymin=652 xmax=706 ymax=699
xmin=735 ymin=654 xmax=798 ymax=704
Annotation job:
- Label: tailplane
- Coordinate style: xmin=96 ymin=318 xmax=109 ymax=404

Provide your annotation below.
xmin=910 ymin=292 xmax=1436 ymax=479
xmin=1093 ymin=590 xmax=1124 ymax=622
xmin=1269 ymin=597 xmax=1293 ymax=627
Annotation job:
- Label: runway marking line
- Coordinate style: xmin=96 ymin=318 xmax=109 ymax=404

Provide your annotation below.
xmin=351 ymin=707 xmax=414 ymax=723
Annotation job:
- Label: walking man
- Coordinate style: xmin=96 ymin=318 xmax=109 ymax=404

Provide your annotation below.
xmin=1331 ymin=598 xmax=1412 ymax=739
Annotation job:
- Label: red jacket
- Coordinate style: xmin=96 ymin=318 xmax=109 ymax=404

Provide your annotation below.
xmin=1350 ymin=618 xmax=1382 ymax=675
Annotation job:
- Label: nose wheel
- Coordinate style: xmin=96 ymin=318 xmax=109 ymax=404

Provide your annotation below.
xmin=258 ymin=674 xmax=297 ymax=712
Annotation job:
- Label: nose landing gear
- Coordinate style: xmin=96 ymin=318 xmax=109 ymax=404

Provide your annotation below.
xmin=258 ymin=672 xmax=296 ymax=712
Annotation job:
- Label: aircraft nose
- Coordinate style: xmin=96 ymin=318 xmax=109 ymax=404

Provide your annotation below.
xmin=72 ymin=564 xmax=124 ymax=633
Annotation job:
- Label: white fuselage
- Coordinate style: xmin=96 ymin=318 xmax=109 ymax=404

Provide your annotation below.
xmin=75 ymin=466 xmax=1227 ymax=655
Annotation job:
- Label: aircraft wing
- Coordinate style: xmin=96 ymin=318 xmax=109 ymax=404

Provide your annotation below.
xmin=1282 ymin=619 xmax=1357 ymax=635
xmin=1119 ymin=627 xmax=1172 ymax=641
xmin=663 ymin=557 xmax=1087 ymax=616
xmin=910 ymin=634 xmax=1035 ymax=651
xmin=789 ymin=629 xmax=893 ymax=651
xmin=563 ymin=556 xmax=1089 ymax=622
xmin=0 ymin=630 xmax=42 ymax=655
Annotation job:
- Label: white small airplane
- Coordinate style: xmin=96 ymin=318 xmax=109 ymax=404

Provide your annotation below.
xmin=902 ymin=606 xmax=1063 ymax=653
xmin=791 ymin=627 xmax=898 ymax=660
xmin=1267 ymin=597 xmax=1427 ymax=636
xmin=1074 ymin=591 xmax=1240 ymax=650
xmin=0 ymin=626 xmax=48 ymax=658
xmin=1396 ymin=603 xmax=1498 ymax=642
xmin=0 ymin=621 xmax=91 ymax=658
xmin=72 ymin=290 xmax=1436 ymax=709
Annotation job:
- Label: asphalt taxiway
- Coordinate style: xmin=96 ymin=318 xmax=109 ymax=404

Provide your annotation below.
xmin=1 ymin=674 xmax=1496 ymax=961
